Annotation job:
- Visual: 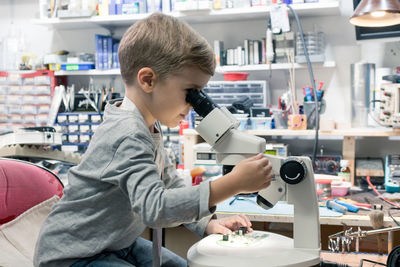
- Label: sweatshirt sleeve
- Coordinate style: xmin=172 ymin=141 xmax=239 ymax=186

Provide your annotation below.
xmin=101 ymin=134 xmax=215 ymax=228
xmin=161 ymin=149 xmax=215 ymax=236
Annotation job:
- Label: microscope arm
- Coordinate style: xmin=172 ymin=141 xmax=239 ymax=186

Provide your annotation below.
xmin=258 ymin=156 xmax=320 ymax=250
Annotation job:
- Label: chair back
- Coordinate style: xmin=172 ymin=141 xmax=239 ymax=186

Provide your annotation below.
xmin=0 ymin=158 xmax=63 ymax=225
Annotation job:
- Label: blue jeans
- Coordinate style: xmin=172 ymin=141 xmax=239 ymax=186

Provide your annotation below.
xmin=71 ymin=237 xmax=187 ymax=267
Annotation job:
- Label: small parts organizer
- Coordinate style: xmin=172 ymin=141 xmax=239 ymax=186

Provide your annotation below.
xmin=55 ymin=112 xmax=103 ymax=152
xmin=0 ymin=71 xmax=57 ymax=133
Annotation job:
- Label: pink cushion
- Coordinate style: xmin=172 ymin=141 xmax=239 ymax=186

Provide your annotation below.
xmin=0 ymin=159 xmax=63 ymax=225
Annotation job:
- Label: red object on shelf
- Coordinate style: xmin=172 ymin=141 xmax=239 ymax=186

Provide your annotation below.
xmin=315 ymin=178 xmax=332 ymax=184
xmin=20 ymin=71 xmax=57 ymax=97
xmin=179 ymin=120 xmax=189 ymax=135
xmin=222 ymin=72 xmax=249 ymax=81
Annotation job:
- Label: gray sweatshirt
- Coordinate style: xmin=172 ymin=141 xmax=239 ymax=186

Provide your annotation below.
xmin=34 ymin=98 xmax=215 ymax=267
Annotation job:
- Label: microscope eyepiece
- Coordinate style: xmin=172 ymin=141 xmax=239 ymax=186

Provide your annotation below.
xmin=185 ymin=89 xmax=219 ymax=118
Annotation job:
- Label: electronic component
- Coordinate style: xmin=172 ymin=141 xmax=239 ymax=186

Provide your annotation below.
xmin=238 ymin=227 xmax=247 ymax=235
xmin=385 ymin=155 xmax=400 ymax=193
xmin=356 ymin=158 xmax=385 ymax=189
xmin=313 ymin=155 xmax=341 ymax=175
xmin=372 ymin=83 xmax=400 ymax=128
xmin=0 ymin=127 xmax=62 ymax=147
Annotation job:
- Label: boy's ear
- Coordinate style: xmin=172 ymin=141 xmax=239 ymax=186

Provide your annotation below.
xmin=137 ymin=67 xmax=156 ymax=93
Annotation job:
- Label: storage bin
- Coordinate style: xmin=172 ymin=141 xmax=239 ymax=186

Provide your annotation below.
xmin=233 ymin=114 xmax=248 ymax=131
xmin=202 ymin=81 xmax=268 ymax=108
xmin=331 ymin=181 xmax=351 ymax=197
xmin=222 ymin=72 xmax=248 ymax=81
xmin=315 ymin=178 xmax=332 ymax=199
xmin=251 ymin=117 xmax=272 ymax=130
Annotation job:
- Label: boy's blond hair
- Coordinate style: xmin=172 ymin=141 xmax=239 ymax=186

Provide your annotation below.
xmin=118 ymin=13 xmax=216 ymax=86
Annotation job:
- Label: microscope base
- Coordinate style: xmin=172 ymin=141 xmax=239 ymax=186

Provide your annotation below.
xmin=187 ymin=230 xmax=320 ymax=267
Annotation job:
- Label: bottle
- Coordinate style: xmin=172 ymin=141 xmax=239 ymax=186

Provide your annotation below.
xmin=39 ymin=0 xmax=49 ymax=19
xmin=177 ymin=120 xmax=189 ymax=169
xmin=338 ymin=160 xmax=351 ymax=182
xmin=266 ymin=18 xmax=274 ymax=64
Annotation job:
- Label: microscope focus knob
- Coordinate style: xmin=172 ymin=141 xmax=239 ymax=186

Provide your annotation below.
xmin=279 ymin=158 xmax=306 ymax=185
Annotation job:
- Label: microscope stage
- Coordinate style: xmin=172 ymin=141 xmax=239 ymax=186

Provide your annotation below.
xmin=216 ymin=231 xmax=269 ymax=248
xmin=187 ymin=230 xmax=320 ymax=267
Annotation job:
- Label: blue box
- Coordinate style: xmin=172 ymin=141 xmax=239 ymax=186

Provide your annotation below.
xmin=61 ymin=63 xmax=95 ymax=71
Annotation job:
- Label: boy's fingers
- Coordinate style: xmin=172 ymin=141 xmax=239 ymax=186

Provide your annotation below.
xmin=231 ymin=215 xmax=248 ymax=229
xmin=247 ymin=153 xmax=263 ymax=161
xmin=215 ymin=224 xmax=232 ymax=235
xmin=264 ymin=166 xmax=273 ymax=177
xmin=260 ymin=158 xmax=270 ymax=168
xmin=238 ymin=214 xmax=252 ymax=227
xmin=262 ymin=181 xmax=271 ymax=188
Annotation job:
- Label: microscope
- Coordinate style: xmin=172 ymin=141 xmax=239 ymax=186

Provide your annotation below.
xmin=185 ymin=89 xmax=321 ymax=267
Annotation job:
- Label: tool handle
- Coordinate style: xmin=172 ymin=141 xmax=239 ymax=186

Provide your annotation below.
xmin=354 ymin=202 xmax=372 ymax=208
xmin=334 ymin=199 xmax=359 ymax=212
xmin=326 ymin=200 xmax=347 ymax=214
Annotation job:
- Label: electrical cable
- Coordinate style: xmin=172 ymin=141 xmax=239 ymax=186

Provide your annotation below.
xmin=359 ymin=259 xmax=386 ymax=266
xmin=366 ymin=176 xmax=400 ymax=208
xmin=286 ymin=4 xmax=319 ymax=168
xmin=369 ymin=100 xmax=386 ymax=127
xmin=388 ymin=208 xmax=400 ymax=226
xmin=319 ymin=261 xmax=350 ymax=267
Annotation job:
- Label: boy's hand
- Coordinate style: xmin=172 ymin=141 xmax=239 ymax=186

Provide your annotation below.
xmin=205 ymin=215 xmax=253 ymax=235
xmin=230 ymin=153 xmax=274 ymax=194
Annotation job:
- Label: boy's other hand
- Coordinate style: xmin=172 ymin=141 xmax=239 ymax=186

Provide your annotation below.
xmin=230 ymin=153 xmax=274 ymax=194
xmin=205 ymin=215 xmax=253 ymax=235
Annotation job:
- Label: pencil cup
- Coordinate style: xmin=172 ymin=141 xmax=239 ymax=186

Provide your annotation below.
xmin=272 ymin=110 xmax=288 ymax=129
xmin=303 ymin=99 xmax=326 ymax=129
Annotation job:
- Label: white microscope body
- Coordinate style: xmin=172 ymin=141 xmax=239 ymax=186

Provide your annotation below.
xmin=185 ymin=90 xmax=320 ymax=267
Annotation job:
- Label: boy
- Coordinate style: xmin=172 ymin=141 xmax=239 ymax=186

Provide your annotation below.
xmin=34 ymin=13 xmax=273 ymax=267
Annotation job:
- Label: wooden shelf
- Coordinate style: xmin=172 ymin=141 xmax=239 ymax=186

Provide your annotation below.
xmin=183 ymin=128 xmax=400 ymax=138
xmin=32 ymin=2 xmax=340 ymax=30
xmin=54 ymin=61 xmax=335 ymax=76
xmin=0 ymin=145 xmax=81 ymax=164
xmin=216 ymin=61 xmax=336 ymax=73
xmin=54 ymin=69 xmax=120 ymax=76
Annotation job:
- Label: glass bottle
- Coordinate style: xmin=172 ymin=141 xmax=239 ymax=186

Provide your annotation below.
xmin=338 ymin=159 xmax=351 ymax=182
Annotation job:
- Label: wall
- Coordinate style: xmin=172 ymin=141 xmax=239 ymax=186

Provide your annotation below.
xmin=0 ymin=0 xmax=399 ymax=157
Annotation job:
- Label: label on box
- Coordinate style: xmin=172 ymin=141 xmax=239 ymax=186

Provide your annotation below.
xmin=337 ymin=172 xmax=351 ymax=182
xmin=69 ymin=125 xmax=79 ymax=132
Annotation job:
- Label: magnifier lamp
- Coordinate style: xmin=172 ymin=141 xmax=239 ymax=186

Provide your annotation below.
xmin=350 ymin=0 xmax=400 ymax=27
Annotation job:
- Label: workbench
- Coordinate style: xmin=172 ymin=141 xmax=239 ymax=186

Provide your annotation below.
xmin=163 ymin=210 xmax=398 ymax=261
xmin=216 ymin=209 xmax=396 ymax=227
xmin=163 ymin=191 xmax=400 ymax=258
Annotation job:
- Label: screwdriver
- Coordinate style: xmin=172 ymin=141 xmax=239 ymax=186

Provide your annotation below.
xmin=334 ymin=199 xmax=359 ymax=213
